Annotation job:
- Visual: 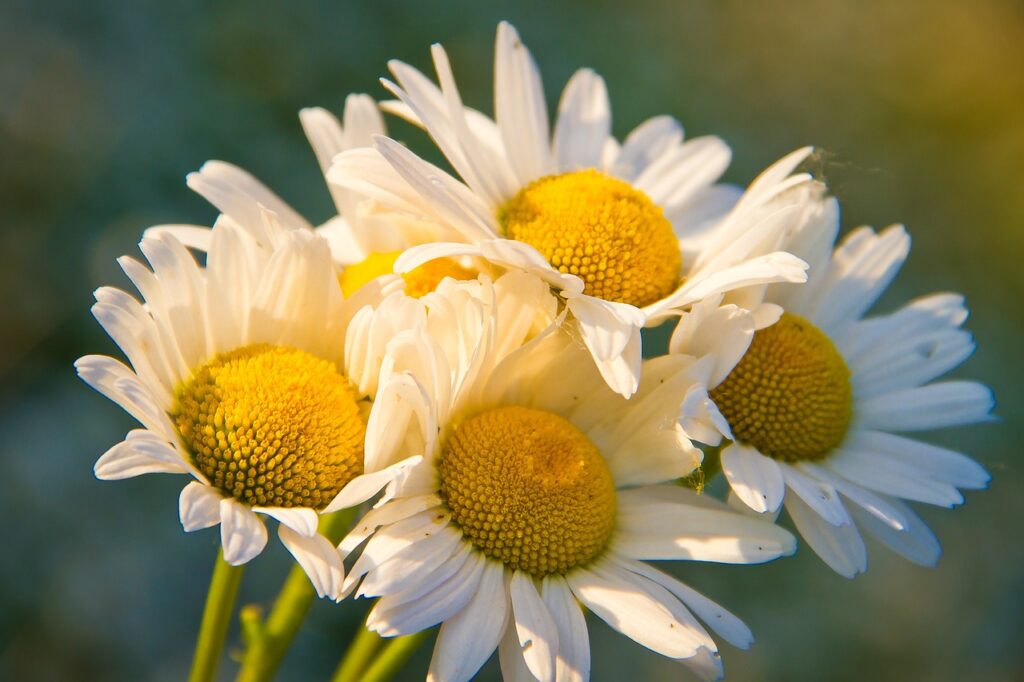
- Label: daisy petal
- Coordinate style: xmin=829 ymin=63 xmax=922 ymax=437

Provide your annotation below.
xmin=279 ymin=525 xmax=346 ymax=600
xmin=94 ymin=431 xmax=190 ymax=480
xmin=848 ymin=497 xmax=941 ymax=567
xmin=219 ymin=499 xmax=268 ymax=566
xmin=179 ymin=481 xmax=222 ymax=532
xmin=554 ymin=68 xmax=610 ymax=171
xmin=541 ymin=576 xmax=590 ymax=682
xmin=720 ymin=444 xmax=785 ymax=514
xmin=428 ymin=562 xmax=510 ymax=682
xmin=510 ymin=571 xmax=558 ymax=682
xmin=784 ymin=492 xmax=866 ymax=578
xmin=253 ymin=507 xmax=319 ymax=537
xmin=495 ymin=21 xmax=553 ymax=183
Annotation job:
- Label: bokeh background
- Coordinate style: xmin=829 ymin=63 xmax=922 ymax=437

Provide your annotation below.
xmin=2 ymin=1 xmax=1021 ymax=680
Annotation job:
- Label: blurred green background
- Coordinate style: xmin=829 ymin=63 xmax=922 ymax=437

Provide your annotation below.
xmin=1 ymin=1 xmax=1020 ymax=680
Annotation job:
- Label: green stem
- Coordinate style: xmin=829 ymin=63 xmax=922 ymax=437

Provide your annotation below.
xmin=189 ymin=550 xmax=245 ymax=682
xmin=235 ymin=507 xmax=358 ymax=682
xmin=359 ymin=631 xmax=430 ymax=682
xmin=331 ymin=620 xmax=384 ymax=682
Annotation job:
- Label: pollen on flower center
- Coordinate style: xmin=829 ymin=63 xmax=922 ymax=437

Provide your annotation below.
xmin=498 ymin=169 xmax=681 ymax=307
xmin=438 ymin=405 xmax=617 ymax=577
xmin=710 ymin=313 xmax=853 ymax=462
xmin=339 ymin=250 xmax=477 ymax=298
xmin=174 ymin=344 xmax=365 ymax=509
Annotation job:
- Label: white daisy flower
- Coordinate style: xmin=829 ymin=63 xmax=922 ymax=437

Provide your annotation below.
xmin=673 ymin=200 xmax=994 ymax=577
xmin=76 ymin=211 xmax=421 ymax=598
xmin=340 ymin=271 xmax=796 ymax=681
xmin=327 ymin=21 xmax=813 ymax=398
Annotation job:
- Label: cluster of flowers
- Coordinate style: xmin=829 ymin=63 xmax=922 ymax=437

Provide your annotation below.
xmin=79 ymin=22 xmax=993 ymax=682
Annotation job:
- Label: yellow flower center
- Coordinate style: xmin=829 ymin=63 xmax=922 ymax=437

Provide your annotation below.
xmin=339 ymin=250 xmax=477 ymax=298
xmin=498 ymin=170 xmax=681 ymax=307
xmin=174 ymin=344 xmax=365 ymax=509
xmin=710 ymin=313 xmax=853 ymax=462
xmin=439 ymin=406 xmax=617 ymax=577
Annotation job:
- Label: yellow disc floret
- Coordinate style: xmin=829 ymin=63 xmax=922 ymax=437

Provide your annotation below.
xmin=438 ymin=405 xmax=617 ymax=577
xmin=174 ymin=344 xmax=365 ymax=509
xmin=498 ymin=170 xmax=681 ymax=307
xmin=339 ymin=250 xmax=477 ymax=299
xmin=710 ymin=313 xmax=853 ymax=462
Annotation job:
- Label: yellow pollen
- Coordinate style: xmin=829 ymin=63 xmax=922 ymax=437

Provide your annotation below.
xmin=173 ymin=344 xmax=365 ymax=509
xmin=339 ymin=250 xmax=477 ymax=299
xmin=439 ymin=406 xmax=616 ymax=577
xmin=710 ymin=313 xmax=853 ymax=462
xmin=498 ymin=169 xmax=681 ymax=307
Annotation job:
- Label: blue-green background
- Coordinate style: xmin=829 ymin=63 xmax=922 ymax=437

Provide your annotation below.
xmin=1 ymin=1 xmax=1020 ymax=680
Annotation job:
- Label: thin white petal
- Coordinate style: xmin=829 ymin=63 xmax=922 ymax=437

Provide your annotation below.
xmin=510 ymin=571 xmax=558 ymax=682
xmin=253 ymin=507 xmax=319 ymax=537
xmin=179 ymin=482 xmax=222 ymax=532
xmin=279 ymin=526 xmax=346 ymax=600
xmin=720 ymin=444 xmax=785 ymax=514
xmin=219 ymin=499 xmax=268 ymax=565
xmin=553 ymin=68 xmax=610 ymax=171
xmin=427 ymin=562 xmax=510 ymax=682
xmin=784 ymin=492 xmax=866 ymax=578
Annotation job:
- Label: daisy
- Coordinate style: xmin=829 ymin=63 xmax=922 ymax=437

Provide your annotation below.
xmin=327 ymin=21 xmax=813 ymax=398
xmin=672 ymin=201 xmax=994 ymax=577
xmin=76 ymin=210 xmax=420 ymax=598
xmin=340 ymin=271 xmax=796 ymax=681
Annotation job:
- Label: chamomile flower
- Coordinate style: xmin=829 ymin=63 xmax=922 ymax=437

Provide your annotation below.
xmin=340 ymin=272 xmax=795 ymax=681
xmin=328 ymin=21 xmax=812 ymax=397
xmin=673 ymin=201 xmax=994 ymax=577
xmin=76 ymin=211 xmax=420 ymax=598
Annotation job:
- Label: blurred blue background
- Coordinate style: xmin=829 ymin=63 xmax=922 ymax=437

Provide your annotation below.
xmin=1 ymin=1 xmax=1020 ymax=680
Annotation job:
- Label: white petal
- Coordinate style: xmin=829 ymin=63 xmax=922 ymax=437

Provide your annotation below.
xmin=339 ymin=494 xmax=443 ymax=554
xmin=187 ymin=160 xmax=313 ymax=232
xmin=826 ymin=434 xmax=967 ymax=507
xmin=553 ymin=68 xmax=610 ymax=171
xmin=358 ymin=527 xmax=464 ymax=598
xmin=253 ymin=507 xmax=319 ymax=537
xmin=179 ymin=482 xmax=222 ymax=532
xmin=618 ymin=559 xmax=752 ymax=649
xmin=498 ymin=619 xmax=541 ymax=682
xmin=427 ymin=562 xmax=510 ymax=682
xmin=784 ymin=492 xmax=866 ymax=578
xmin=322 ymin=456 xmax=423 ymax=513
xmin=94 ymin=431 xmax=190 ymax=480
xmin=495 ymin=21 xmax=553 ymax=183
xmin=611 ymin=116 xmax=684 ymax=182
xmin=142 ymin=225 xmax=214 ymax=252
xmin=510 ymin=572 xmax=558 ymax=682
xmin=856 ymin=381 xmax=994 ymax=431
xmin=279 ymin=525 xmax=346 ymax=600
xmin=848 ymin=497 xmax=941 ymax=567
xmin=720 ymin=444 xmax=785 ymax=514
xmin=615 ymin=486 xmax=796 ymax=564
xmin=678 ymin=647 xmax=725 ymax=682
xmin=566 ymin=560 xmax=701 ymax=659
xmin=541 ymin=576 xmax=590 ymax=682
xmin=219 ymin=499 xmax=268 ymax=565
xmin=799 ymin=462 xmax=908 ymax=531
xmin=780 ymin=464 xmax=851 ymax=527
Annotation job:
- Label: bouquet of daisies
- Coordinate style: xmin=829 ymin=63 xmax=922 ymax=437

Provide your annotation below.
xmin=77 ymin=22 xmax=993 ymax=682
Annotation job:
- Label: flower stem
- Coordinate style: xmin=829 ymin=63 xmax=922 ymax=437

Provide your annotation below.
xmin=331 ymin=619 xmax=384 ymax=682
xmin=359 ymin=631 xmax=430 ymax=682
xmin=235 ymin=507 xmax=358 ymax=682
xmin=189 ymin=550 xmax=245 ymax=682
